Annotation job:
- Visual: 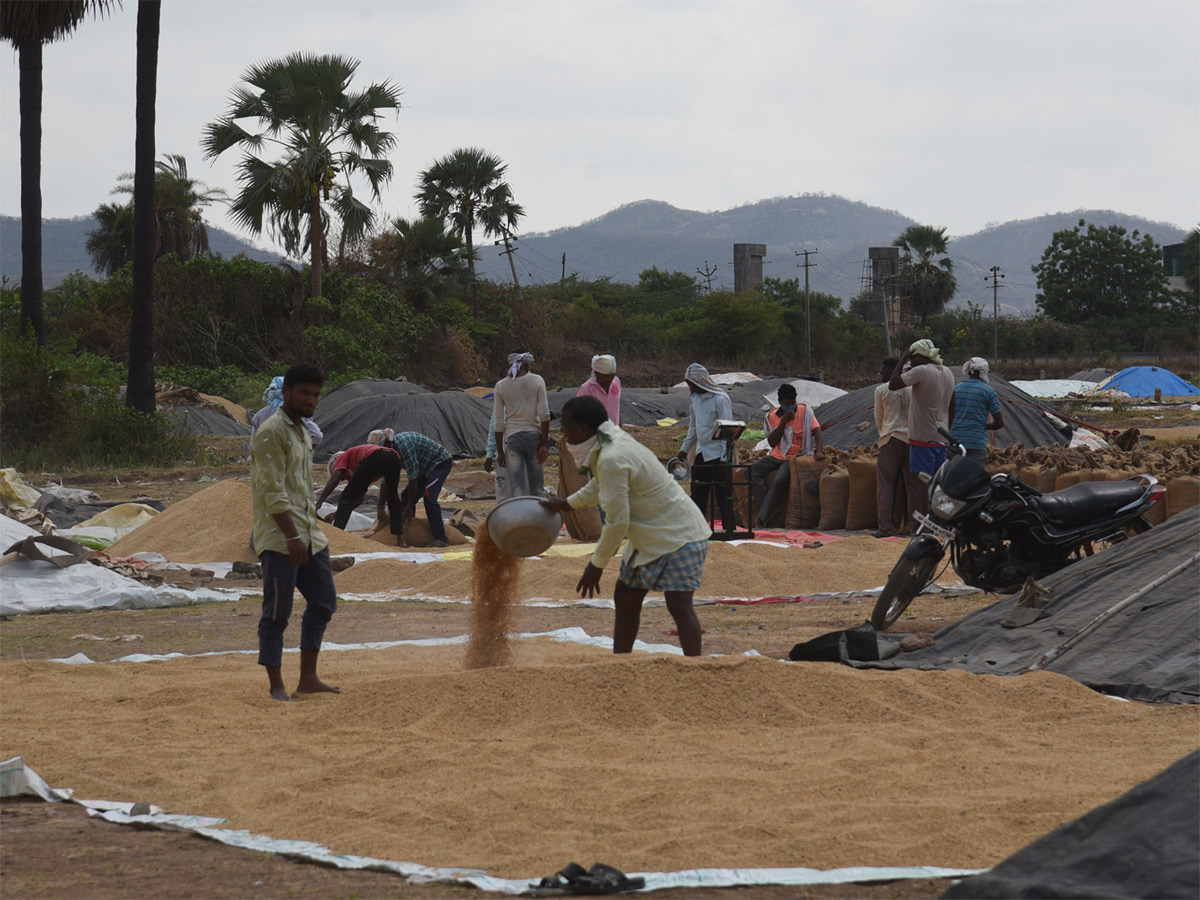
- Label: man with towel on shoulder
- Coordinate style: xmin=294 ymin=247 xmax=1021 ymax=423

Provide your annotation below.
xmin=493 ymin=350 xmax=551 ymax=497
xmin=889 ymin=339 xmax=956 ymax=518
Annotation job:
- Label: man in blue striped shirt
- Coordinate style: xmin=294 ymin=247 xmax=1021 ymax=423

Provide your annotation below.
xmin=368 ymin=428 xmax=454 ymax=547
xmin=950 ymin=357 xmax=1004 ymax=468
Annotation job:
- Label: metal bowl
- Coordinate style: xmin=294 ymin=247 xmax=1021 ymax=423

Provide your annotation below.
xmin=484 ymin=496 xmax=563 ymax=557
xmin=666 ymin=457 xmax=691 ymax=482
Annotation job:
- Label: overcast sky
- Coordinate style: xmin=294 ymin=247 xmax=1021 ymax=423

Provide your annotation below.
xmin=3 ymin=0 xmax=1197 ymax=258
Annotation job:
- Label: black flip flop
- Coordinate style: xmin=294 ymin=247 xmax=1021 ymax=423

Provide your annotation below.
xmin=569 ymin=863 xmax=646 ymax=895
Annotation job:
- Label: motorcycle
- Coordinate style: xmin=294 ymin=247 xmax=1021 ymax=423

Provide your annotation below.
xmin=871 ymin=428 xmax=1165 ymax=631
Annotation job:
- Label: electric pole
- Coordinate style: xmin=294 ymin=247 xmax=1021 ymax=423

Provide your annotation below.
xmin=795 ymin=248 xmax=818 ymax=371
xmin=561 ymin=252 xmax=566 ymax=283
xmin=494 ymin=229 xmax=522 ymax=298
xmin=696 ymin=260 xmax=718 ymax=294
xmin=986 ymin=265 xmax=1004 ymax=359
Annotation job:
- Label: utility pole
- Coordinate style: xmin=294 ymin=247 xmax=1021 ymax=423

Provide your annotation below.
xmin=696 ymin=260 xmax=718 ymax=294
xmin=795 ymin=248 xmax=818 ymax=371
xmin=494 ymin=229 xmax=522 ymax=298
xmin=561 ymin=252 xmax=566 ymax=283
xmin=986 ymin=265 xmax=1005 ymax=359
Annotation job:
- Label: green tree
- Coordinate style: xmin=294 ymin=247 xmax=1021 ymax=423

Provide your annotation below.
xmin=1032 ymin=219 xmax=1171 ymax=324
xmin=1 ymin=0 xmax=117 ymax=344
xmin=894 ymin=224 xmax=957 ymax=326
xmin=416 ymin=147 xmax=524 ymax=281
xmin=368 ymin=215 xmax=472 ymax=311
xmin=1182 ymin=227 xmax=1199 ymax=298
xmin=86 ymin=154 xmax=226 ymax=276
xmin=202 ymin=52 xmax=402 ymax=303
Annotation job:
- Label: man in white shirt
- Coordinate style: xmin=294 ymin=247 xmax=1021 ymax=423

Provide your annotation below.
xmin=873 ymin=357 xmax=910 ymax=537
xmin=493 ymin=350 xmax=550 ymax=496
xmin=676 ymin=362 xmax=733 ymax=528
xmin=543 ymin=396 xmax=712 ymax=656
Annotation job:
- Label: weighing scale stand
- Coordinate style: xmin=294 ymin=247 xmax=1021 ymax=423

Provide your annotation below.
xmin=707 ymin=435 xmax=755 ymax=542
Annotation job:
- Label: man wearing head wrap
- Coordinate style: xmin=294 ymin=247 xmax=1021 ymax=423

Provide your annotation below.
xmin=493 ymin=349 xmax=551 ymax=497
xmin=576 ymin=354 xmax=621 ymax=427
xmin=368 ymin=429 xmax=455 ymax=547
xmin=313 ymin=443 xmax=406 ymax=546
xmin=889 ymin=339 xmax=956 ymax=518
xmin=676 ymin=362 xmax=734 ymax=528
xmin=950 ymin=357 xmax=1004 ymax=468
xmin=873 ymin=357 xmax=911 ymax=537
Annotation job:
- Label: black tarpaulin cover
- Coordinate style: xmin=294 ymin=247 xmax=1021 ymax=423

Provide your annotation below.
xmin=840 ymin=507 xmax=1200 ymax=704
xmin=940 ymin=750 xmax=1199 ymax=899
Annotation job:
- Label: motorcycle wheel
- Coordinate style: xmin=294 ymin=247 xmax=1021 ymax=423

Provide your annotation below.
xmin=871 ymin=555 xmax=938 ymax=631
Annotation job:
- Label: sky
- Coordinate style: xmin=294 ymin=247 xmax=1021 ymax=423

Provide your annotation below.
xmin=2 ymin=0 xmax=1198 ymax=259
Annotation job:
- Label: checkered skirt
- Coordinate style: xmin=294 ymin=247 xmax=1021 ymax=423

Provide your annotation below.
xmin=618 ymin=540 xmax=708 ymax=592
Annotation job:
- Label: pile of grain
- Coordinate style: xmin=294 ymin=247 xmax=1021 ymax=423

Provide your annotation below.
xmin=335 ymin=536 xmax=906 ymax=602
xmin=3 ymin=645 xmax=1195 ymax=879
xmin=107 ymin=479 xmax=384 ymax=563
xmin=464 ymin=524 xmax=522 ymax=668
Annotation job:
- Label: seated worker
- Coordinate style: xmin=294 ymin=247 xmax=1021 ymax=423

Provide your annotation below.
xmin=368 ymin=428 xmax=454 ymax=548
xmin=750 ymin=383 xmax=825 ymax=528
xmin=314 ymin=444 xmax=406 ymax=547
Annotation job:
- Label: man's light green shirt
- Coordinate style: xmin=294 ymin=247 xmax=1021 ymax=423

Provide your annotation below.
xmin=251 ymin=409 xmax=329 ymax=557
xmin=568 ymin=427 xmax=710 ymax=570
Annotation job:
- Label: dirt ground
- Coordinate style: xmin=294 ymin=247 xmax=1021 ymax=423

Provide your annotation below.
xmin=3 ymin=414 xmax=1197 ymax=900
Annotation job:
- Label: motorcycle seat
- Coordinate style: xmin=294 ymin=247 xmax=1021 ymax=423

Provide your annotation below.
xmin=1034 ymin=481 xmax=1146 ymax=525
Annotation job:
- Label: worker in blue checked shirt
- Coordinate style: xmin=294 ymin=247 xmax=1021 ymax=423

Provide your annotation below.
xmin=367 ymin=428 xmax=454 ymax=548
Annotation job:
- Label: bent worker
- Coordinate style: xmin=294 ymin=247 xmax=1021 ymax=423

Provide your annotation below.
xmin=541 ymin=396 xmax=712 ymax=656
xmin=314 ymin=443 xmax=406 ymax=546
xmin=250 ymin=363 xmax=341 ymax=702
xmin=367 ymin=428 xmax=454 ymax=548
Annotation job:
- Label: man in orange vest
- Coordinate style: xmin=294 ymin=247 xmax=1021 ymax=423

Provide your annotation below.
xmin=751 ymin=383 xmax=825 ymax=528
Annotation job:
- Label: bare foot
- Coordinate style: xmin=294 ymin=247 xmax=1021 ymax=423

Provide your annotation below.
xmin=269 ymin=686 xmax=292 ymax=702
xmin=296 ymin=678 xmax=342 ymax=694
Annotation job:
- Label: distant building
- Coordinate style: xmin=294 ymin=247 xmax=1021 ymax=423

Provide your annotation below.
xmin=732 ymin=243 xmax=766 ymax=293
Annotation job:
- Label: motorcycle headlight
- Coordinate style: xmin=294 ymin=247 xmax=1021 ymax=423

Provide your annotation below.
xmin=930 ymin=486 xmax=969 ymax=519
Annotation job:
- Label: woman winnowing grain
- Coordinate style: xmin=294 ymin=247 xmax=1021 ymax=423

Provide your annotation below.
xmin=540 ymin=395 xmax=712 ymax=656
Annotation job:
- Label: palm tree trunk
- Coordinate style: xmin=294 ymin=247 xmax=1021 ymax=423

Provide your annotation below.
xmin=17 ymin=37 xmax=44 ymax=345
xmin=308 ymin=192 xmax=323 ymax=299
xmin=127 ymin=0 xmax=160 ymax=413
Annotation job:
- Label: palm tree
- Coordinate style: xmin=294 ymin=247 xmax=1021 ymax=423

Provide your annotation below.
xmin=415 ymin=147 xmax=524 ymax=281
xmin=127 ymin=0 xmax=159 ymax=414
xmin=893 ymin=224 xmax=957 ymax=326
xmin=202 ymin=52 xmax=402 ymax=303
xmin=369 ymin=215 xmax=474 ymax=310
xmin=85 ymin=153 xmax=226 ymax=276
xmin=0 ymin=0 xmax=117 ymax=345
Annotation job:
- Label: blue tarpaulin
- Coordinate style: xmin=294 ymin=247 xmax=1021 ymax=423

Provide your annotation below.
xmin=1098 ymin=366 xmax=1199 ymax=398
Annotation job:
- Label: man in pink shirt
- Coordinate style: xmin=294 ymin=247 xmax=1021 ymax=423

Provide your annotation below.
xmin=575 ymin=354 xmax=621 ymax=427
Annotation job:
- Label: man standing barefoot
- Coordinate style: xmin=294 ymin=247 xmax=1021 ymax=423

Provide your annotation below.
xmin=251 ymin=364 xmax=342 ymax=702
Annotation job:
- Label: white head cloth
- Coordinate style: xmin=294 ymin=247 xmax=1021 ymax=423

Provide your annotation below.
xmin=684 ymin=362 xmax=729 ymax=396
xmin=908 ymin=339 xmax=944 ymax=366
xmin=963 ymin=357 xmax=990 ymax=383
xmin=591 ymin=354 xmax=617 ymax=375
xmin=508 ymin=351 xmax=534 ymax=378
xmin=366 ymin=428 xmax=394 ymax=446
xmin=328 ymin=451 xmax=345 ymax=478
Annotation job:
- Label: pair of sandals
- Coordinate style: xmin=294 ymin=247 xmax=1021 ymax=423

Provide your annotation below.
xmin=532 ymin=862 xmax=645 ymax=895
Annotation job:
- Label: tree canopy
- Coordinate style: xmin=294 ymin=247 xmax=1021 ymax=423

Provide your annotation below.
xmin=893 ymin=224 xmax=957 ymax=326
xmin=1032 ymin=219 xmax=1171 ymax=324
xmin=202 ymin=51 xmax=402 ymax=299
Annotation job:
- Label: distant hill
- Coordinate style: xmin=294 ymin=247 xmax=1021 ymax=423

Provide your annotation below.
xmin=3 ymin=199 xmax=1187 ymax=315
xmin=0 ymin=215 xmax=284 ymax=287
xmin=472 ymin=196 xmax=1188 ymax=315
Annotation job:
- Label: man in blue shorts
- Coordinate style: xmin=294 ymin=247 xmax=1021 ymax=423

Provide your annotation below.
xmin=889 ymin=339 xmax=956 ymax=518
xmin=542 ymin=396 xmax=712 ymax=656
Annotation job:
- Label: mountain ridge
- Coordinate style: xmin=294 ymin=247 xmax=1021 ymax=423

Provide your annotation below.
xmin=2 ymin=195 xmax=1187 ymax=315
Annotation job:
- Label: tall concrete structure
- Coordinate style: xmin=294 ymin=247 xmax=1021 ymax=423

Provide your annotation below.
xmin=868 ymin=246 xmax=901 ymax=328
xmin=732 ymin=243 xmax=766 ymax=293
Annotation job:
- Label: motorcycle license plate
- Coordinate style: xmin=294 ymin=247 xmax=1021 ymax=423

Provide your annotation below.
xmin=913 ymin=511 xmax=953 ymax=541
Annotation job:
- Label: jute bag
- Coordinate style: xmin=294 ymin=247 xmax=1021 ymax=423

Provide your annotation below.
xmin=556 ymin=437 xmax=603 ymax=541
xmin=786 ymin=456 xmax=828 ymax=529
xmin=816 ymin=466 xmax=849 ymax=531
xmin=1165 ymin=476 xmax=1200 ymax=518
xmin=844 ymin=458 xmax=878 ymax=531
